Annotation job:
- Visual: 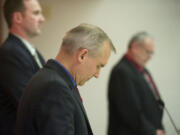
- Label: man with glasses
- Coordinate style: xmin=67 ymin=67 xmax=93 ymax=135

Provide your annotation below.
xmin=107 ymin=32 xmax=165 ymax=135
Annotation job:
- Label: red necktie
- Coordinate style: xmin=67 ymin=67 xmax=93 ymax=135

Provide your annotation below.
xmin=143 ymin=71 xmax=160 ymax=100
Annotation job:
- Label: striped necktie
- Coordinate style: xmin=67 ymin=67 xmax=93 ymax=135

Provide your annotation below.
xmin=33 ymin=50 xmax=43 ymax=68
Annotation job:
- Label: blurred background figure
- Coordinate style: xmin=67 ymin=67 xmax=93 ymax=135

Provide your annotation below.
xmin=0 ymin=0 xmax=45 ymax=134
xmin=107 ymin=32 xmax=165 ymax=135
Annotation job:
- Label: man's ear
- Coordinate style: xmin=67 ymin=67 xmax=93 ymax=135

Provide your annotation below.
xmin=77 ymin=48 xmax=88 ymax=63
xmin=12 ymin=12 xmax=23 ymax=24
xmin=131 ymin=42 xmax=139 ymax=53
xmin=131 ymin=42 xmax=138 ymax=49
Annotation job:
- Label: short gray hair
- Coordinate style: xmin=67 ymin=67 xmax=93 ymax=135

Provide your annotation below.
xmin=128 ymin=31 xmax=153 ymax=49
xmin=61 ymin=23 xmax=116 ymax=57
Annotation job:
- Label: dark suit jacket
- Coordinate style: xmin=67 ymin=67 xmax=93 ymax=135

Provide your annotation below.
xmin=16 ymin=60 xmax=93 ymax=135
xmin=0 ymin=34 xmax=45 ymax=135
xmin=107 ymin=56 xmax=164 ymax=135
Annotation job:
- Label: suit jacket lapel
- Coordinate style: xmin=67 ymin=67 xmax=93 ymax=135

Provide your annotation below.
xmin=123 ymin=56 xmax=163 ymax=104
xmin=9 ymin=34 xmax=44 ymax=70
xmin=9 ymin=34 xmax=32 ymax=58
xmin=36 ymin=49 xmax=45 ymax=65
xmin=72 ymin=88 xmax=93 ymax=135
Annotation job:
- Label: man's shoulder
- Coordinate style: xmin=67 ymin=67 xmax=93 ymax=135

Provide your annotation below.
xmin=25 ymin=68 xmax=72 ymax=102
xmin=113 ymin=57 xmax=132 ymax=72
xmin=0 ymin=35 xmax=33 ymax=62
xmin=1 ymin=35 xmax=25 ymax=53
xmin=110 ymin=57 xmax=139 ymax=80
xmin=34 ymin=67 xmax=70 ymax=89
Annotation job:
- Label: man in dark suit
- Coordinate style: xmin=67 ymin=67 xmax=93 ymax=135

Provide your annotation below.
xmin=107 ymin=32 xmax=165 ymax=135
xmin=0 ymin=0 xmax=45 ymax=134
xmin=16 ymin=23 xmax=116 ymax=135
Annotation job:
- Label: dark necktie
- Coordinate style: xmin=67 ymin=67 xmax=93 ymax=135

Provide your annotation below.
xmin=143 ymin=71 xmax=160 ymax=100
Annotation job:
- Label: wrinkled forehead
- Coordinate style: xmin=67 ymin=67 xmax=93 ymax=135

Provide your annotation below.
xmin=97 ymin=41 xmax=111 ymax=65
xmin=102 ymin=41 xmax=111 ymax=55
xmin=142 ymin=37 xmax=154 ymax=45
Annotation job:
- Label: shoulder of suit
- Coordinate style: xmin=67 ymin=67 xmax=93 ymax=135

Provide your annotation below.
xmin=0 ymin=35 xmax=26 ymax=53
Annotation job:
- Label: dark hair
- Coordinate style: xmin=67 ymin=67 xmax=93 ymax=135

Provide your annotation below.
xmin=3 ymin=0 xmax=25 ymax=28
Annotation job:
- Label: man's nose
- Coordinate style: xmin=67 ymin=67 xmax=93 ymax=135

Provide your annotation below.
xmin=40 ymin=14 xmax=45 ymax=23
xmin=94 ymin=72 xmax=99 ymax=78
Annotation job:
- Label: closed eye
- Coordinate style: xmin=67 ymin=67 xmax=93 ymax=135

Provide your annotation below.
xmin=33 ymin=10 xmax=41 ymax=15
xmin=97 ymin=64 xmax=104 ymax=69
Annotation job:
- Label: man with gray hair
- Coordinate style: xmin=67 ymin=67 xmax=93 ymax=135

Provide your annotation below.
xmin=108 ymin=32 xmax=165 ymax=135
xmin=16 ymin=23 xmax=116 ymax=135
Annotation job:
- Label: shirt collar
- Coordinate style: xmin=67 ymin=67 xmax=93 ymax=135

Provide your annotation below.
xmin=51 ymin=59 xmax=77 ymax=87
xmin=12 ymin=33 xmax=36 ymax=55
xmin=125 ymin=54 xmax=143 ymax=72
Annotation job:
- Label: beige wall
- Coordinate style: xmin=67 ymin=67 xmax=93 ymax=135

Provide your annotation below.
xmin=2 ymin=0 xmax=180 ymax=134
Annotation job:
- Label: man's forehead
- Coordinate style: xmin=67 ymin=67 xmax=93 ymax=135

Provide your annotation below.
xmin=24 ymin=0 xmax=39 ymax=6
xmin=24 ymin=0 xmax=41 ymax=10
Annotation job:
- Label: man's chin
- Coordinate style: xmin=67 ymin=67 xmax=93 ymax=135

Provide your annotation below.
xmin=35 ymin=30 xmax=41 ymax=36
xmin=78 ymin=81 xmax=87 ymax=86
xmin=28 ymin=32 xmax=40 ymax=38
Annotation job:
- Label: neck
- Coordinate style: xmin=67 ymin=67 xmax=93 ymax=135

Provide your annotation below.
xmin=56 ymin=48 xmax=79 ymax=84
xmin=126 ymin=50 xmax=134 ymax=59
xmin=126 ymin=50 xmax=145 ymax=68
xmin=55 ymin=50 xmax=74 ymax=75
xmin=10 ymin=26 xmax=30 ymax=41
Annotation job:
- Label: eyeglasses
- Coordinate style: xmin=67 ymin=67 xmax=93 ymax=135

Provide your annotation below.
xmin=140 ymin=45 xmax=154 ymax=56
